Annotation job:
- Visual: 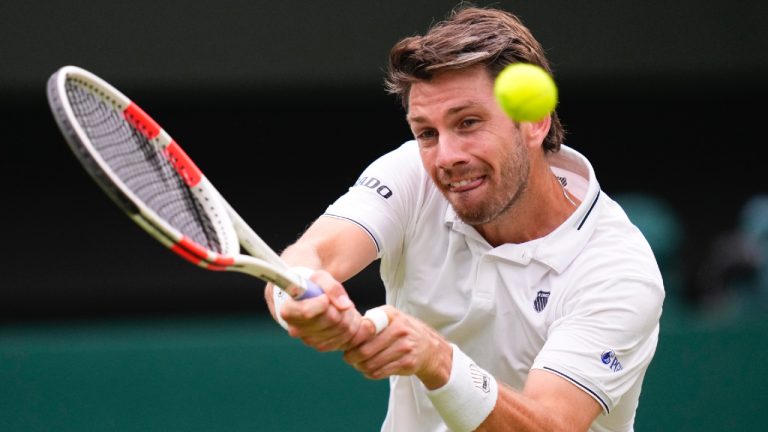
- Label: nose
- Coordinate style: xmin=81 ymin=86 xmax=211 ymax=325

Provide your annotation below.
xmin=434 ymin=133 xmax=470 ymax=169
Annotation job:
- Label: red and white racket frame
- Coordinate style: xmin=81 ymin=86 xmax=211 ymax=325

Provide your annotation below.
xmin=48 ymin=65 xmax=321 ymax=299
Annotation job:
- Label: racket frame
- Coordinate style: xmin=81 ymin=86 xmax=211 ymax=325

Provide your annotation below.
xmin=47 ymin=65 xmax=319 ymax=299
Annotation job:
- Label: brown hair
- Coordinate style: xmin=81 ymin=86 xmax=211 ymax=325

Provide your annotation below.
xmin=386 ymin=5 xmax=565 ymax=152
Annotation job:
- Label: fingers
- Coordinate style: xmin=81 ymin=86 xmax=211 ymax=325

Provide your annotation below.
xmin=312 ymin=270 xmax=354 ymax=311
xmin=341 ymin=305 xmax=391 ymax=350
xmin=344 ymin=309 xmax=450 ymax=383
xmin=346 ymin=334 xmax=420 ymax=380
xmin=279 ymin=269 xmax=362 ymax=352
xmin=344 ymin=307 xmax=408 ymax=378
xmin=279 ymin=269 xmax=346 ymax=322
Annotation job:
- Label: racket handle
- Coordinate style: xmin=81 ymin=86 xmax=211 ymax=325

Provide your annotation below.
xmin=290 ymin=266 xmax=324 ymax=300
xmin=296 ymin=279 xmax=324 ymax=300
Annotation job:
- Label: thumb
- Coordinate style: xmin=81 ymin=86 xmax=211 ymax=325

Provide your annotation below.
xmin=345 ymin=305 xmax=391 ymax=349
xmin=310 ymin=269 xmax=354 ymax=310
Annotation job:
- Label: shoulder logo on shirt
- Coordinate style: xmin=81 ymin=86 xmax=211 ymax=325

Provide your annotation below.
xmin=534 ymin=290 xmax=551 ymax=313
xmin=556 ymin=175 xmax=568 ymax=187
xmin=600 ymin=350 xmax=624 ymax=372
xmin=353 ymin=176 xmax=393 ymax=199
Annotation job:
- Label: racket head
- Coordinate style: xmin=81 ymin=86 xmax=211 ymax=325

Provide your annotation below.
xmin=46 ymin=65 xmax=239 ymax=269
xmin=47 ymin=65 xmax=322 ymax=300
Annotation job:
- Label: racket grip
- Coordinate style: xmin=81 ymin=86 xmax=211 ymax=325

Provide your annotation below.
xmin=290 ymin=266 xmax=324 ymax=300
xmin=296 ymin=279 xmax=324 ymax=300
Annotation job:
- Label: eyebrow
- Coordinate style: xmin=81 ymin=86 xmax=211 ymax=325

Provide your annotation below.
xmin=407 ymin=102 xmax=481 ymax=125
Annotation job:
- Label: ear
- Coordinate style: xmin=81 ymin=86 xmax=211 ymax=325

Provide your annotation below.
xmin=521 ymin=115 xmax=552 ymax=149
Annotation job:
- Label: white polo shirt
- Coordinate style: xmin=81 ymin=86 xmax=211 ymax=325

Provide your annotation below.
xmin=324 ymin=141 xmax=664 ymax=432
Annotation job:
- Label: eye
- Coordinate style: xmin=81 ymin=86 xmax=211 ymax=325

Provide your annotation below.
xmin=459 ymin=118 xmax=480 ymax=129
xmin=415 ymin=128 xmax=438 ymax=146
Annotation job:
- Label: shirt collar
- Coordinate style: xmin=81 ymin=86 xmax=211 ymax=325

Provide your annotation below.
xmin=443 ymin=144 xmax=602 ymax=273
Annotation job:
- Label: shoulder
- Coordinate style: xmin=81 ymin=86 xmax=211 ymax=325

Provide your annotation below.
xmin=549 ymin=146 xmax=662 ymax=286
xmin=366 ymin=140 xmax=420 ymax=171
xmin=590 ymin=193 xmax=661 ymax=275
xmin=564 ymin=193 xmax=665 ymax=308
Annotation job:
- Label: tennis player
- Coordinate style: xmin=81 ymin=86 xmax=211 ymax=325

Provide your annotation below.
xmin=266 ymin=5 xmax=664 ymax=431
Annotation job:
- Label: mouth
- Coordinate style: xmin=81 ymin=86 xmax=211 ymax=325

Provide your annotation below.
xmin=446 ymin=176 xmax=484 ymax=192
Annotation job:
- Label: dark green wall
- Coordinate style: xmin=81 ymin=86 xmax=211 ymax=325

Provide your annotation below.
xmin=2 ymin=315 xmax=767 ymax=431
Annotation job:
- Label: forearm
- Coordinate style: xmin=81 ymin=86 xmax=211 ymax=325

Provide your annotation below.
xmin=427 ymin=346 xmax=600 ymax=432
xmin=475 ymin=385 xmax=577 ymax=432
xmin=278 ymin=242 xmax=324 ymax=270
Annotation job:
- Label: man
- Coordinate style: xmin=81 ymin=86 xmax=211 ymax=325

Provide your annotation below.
xmin=266 ymin=5 xmax=664 ymax=432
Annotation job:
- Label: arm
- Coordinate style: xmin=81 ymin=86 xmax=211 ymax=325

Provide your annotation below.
xmin=343 ymin=307 xmax=602 ymax=432
xmin=276 ymin=216 xmax=378 ymax=283
xmin=264 ymin=216 xmax=379 ymax=351
xmin=476 ymin=369 xmax=602 ymax=432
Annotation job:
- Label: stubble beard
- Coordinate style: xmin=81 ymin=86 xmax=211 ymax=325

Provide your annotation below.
xmin=447 ymin=139 xmax=530 ymax=226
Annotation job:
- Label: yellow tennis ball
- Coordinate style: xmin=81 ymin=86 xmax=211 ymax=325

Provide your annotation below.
xmin=493 ymin=63 xmax=558 ymax=122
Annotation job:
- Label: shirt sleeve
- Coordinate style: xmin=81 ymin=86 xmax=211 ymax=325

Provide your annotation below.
xmin=323 ymin=140 xmax=423 ymax=261
xmin=531 ymin=276 xmax=664 ymax=414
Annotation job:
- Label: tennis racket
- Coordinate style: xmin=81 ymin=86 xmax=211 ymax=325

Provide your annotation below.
xmin=46 ymin=65 xmax=323 ymax=301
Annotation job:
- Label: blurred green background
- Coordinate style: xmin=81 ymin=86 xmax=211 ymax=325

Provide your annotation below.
xmin=0 ymin=316 xmax=389 ymax=431
xmin=2 ymin=312 xmax=767 ymax=431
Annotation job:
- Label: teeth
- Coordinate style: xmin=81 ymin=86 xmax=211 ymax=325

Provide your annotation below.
xmin=450 ymin=178 xmax=478 ymax=188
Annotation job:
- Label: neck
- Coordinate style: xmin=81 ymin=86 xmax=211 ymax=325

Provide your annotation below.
xmin=476 ymin=167 xmax=580 ymax=247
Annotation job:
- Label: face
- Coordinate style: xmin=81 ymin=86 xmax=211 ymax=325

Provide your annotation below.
xmin=407 ymin=66 xmax=530 ymax=225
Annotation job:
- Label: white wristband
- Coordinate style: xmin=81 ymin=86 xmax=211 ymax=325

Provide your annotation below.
xmin=426 ymin=344 xmax=498 ymax=432
xmin=272 ymin=266 xmax=316 ymax=331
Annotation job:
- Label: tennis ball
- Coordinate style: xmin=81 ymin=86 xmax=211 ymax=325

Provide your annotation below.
xmin=493 ymin=63 xmax=558 ymax=122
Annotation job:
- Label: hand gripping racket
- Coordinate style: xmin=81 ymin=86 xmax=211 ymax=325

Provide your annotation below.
xmin=46 ymin=65 xmax=323 ymax=301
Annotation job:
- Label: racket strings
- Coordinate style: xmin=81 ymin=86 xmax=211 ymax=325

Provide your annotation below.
xmin=65 ymin=80 xmax=222 ymax=253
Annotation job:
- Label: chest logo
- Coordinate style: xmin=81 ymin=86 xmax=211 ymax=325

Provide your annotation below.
xmin=534 ymin=290 xmax=551 ymax=312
